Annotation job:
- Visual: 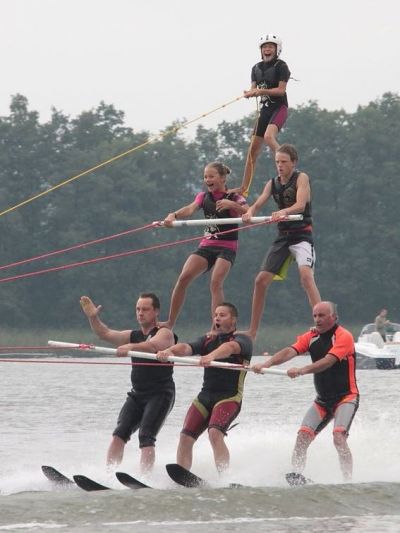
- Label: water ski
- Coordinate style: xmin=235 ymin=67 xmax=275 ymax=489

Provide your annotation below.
xmin=115 ymin=471 xmax=152 ymax=489
xmin=73 ymin=474 xmax=111 ymax=492
xmin=286 ymin=472 xmax=313 ymax=486
xmin=41 ymin=465 xmax=74 ymax=487
xmin=166 ymin=463 xmax=209 ymax=488
xmin=166 ymin=463 xmax=245 ymax=489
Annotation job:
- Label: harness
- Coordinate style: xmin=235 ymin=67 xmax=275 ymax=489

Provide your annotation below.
xmin=202 ymin=192 xmax=239 ymax=241
xmin=130 ymin=326 xmax=159 ymax=344
xmin=271 ymin=171 xmax=312 ymax=231
xmin=253 ymin=59 xmax=284 ymax=106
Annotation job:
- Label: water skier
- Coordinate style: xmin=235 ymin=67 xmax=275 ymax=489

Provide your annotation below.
xmin=80 ymin=293 xmax=176 ymax=473
xmin=252 ymin=301 xmax=359 ymax=482
xmin=157 ymin=303 xmax=252 ymax=474
xmin=161 ymin=162 xmax=248 ymax=329
xmin=233 ymin=33 xmax=290 ymax=196
xmin=241 ymin=144 xmax=321 ymax=339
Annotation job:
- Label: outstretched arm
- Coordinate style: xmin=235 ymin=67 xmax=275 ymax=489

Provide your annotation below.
xmin=287 ymin=353 xmax=337 ymax=378
xmin=163 ymin=200 xmax=200 ymax=227
xmin=156 ymin=342 xmax=194 ymax=361
xmin=80 ymin=296 xmax=131 ymax=346
xmin=252 ymin=346 xmax=297 ymax=373
xmin=242 ymin=180 xmax=272 ymax=222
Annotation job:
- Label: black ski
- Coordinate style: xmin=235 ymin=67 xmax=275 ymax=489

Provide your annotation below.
xmin=41 ymin=465 xmax=75 ymax=487
xmin=166 ymin=463 xmax=244 ymax=489
xmin=166 ymin=463 xmax=210 ymax=488
xmin=115 ymin=471 xmax=152 ymax=489
xmin=285 ymin=472 xmax=313 ymax=486
xmin=73 ymin=474 xmax=111 ymax=492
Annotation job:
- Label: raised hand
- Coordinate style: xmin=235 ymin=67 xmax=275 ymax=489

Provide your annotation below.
xmin=80 ymin=295 xmax=102 ymax=318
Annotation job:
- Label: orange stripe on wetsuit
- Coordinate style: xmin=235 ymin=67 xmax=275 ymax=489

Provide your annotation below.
xmin=292 ymin=324 xmax=359 ymax=402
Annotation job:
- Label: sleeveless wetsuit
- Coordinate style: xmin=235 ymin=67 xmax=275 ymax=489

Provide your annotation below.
xmin=113 ymin=327 xmax=176 ymax=447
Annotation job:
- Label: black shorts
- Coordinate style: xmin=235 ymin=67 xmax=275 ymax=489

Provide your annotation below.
xmin=193 ymin=246 xmax=236 ymax=271
xmin=254 ymin=104 xmax=288 ymax=137
xmin=113 ymin=386 xmax=175 ymax=448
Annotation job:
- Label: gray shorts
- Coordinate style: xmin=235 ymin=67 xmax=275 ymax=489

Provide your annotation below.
xmin=261 ymin=239 xmax=316 ymax=275
xmin=299 ymin=396 xmax=359 ymax=437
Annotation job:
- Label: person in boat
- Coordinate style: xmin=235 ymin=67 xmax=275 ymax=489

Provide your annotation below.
xmin=80 ymin=293 xmax=176 ymax=473
xmin=156 ymin=302 xmax=252 ymax=474
xmin=232 ymin=34 xmax=290 ymax=196
xmin=161 ymin=161 xmax=248 ymax=329
xmin=374 ymin=308 xmax=390 ymax=341
xmin=241 ymin=143 xmax=321 ymax=339
xmin=252 ymin=301 xmax=359 ymax=482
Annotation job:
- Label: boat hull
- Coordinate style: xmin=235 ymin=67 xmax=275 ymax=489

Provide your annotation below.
xmin=355 ymin=342 xmax=400 ymax=370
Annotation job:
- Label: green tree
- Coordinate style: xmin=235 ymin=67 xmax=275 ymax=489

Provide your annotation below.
xmin=0 ymin=94 xmax=399 ymax=331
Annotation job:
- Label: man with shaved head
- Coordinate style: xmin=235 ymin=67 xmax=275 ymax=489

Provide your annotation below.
xmin=252 ymin=301 xmax=359 ymax=483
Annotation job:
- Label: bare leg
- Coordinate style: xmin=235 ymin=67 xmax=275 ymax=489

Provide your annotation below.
xmin=298 ymin=266 xmax=321 ymax=309
xmin=106 ymin=435 xmax=125 ymax=466
xmin=140 ymin=446 xmax=155 ymax=474
xmin=245 ymin=271 xmax=275 ymax=339
xmin=208 ymin=428 xmax=230 ymax=473
xmin=209 ymin=258 xmax=232 ymax=317
xmin=177 ymin=433 xmax=196 ymax=471
xmin=333 ymin=432 xmax=353 ymax=481
xmin=292 ymin=430 xmax=314 ymax=473
xmin=264 ymin=123 xmax=280 ymax=156
xmin=164 ymin=254 xmax=208 ymax=328
xmin=241 ymin=136 xmax=265 ymax=196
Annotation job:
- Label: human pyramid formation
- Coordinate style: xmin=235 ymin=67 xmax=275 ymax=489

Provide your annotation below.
xmin=79 ymin=34 xmax=359 ymax=485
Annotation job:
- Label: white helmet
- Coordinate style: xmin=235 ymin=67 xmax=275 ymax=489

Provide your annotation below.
xmin=259 ymin=34 xmax=282 ymax=57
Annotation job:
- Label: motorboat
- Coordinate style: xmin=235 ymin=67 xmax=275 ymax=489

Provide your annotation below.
xmin=355 ymin=323 xmax=400 ymax=369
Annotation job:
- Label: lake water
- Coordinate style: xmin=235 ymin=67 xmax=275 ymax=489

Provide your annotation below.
xmin=1 ymin=352 xmax=399 ymax=532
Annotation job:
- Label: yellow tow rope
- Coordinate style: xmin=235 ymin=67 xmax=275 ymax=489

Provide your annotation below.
xmin=242 ymin=100 xmax=261 ymax=197
xmin=0 ymin=95 xmax=244 ymax=219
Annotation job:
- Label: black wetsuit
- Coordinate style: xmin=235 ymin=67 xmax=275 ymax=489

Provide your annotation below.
xmin=113 ymin=327 xmax=176 ymax=448
xmin=181 ymin=332 xmax=253 ymax=439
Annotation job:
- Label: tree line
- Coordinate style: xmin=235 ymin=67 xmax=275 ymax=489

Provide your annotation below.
xmin=0 ymin=92 xmax=399 ymax=333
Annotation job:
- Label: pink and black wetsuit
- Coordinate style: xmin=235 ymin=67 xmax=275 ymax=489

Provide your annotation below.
xmin=194 ymin=190 xmax=247 ymax=252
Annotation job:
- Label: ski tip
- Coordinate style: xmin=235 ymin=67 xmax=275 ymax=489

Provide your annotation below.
xmin=285 ymin=472 xmax=312 ymax=486
xmin=73 ymin=474 xmax=110 ymax=492
xmin=166 ymin=463 xmax=207 ymax=488
xmin=115 ymin=471 xmax=151 ymax=489
xmin=41 ymin=465 xmax=74 ymax=486
xmin=165 ymin=464 xmax=244 ymax=489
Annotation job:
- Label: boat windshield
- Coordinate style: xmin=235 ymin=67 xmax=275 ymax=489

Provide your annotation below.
xmin=359 ymin=322 xmax=400 ymax=338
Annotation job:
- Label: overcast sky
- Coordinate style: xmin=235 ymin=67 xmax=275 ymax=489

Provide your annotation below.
xmin=2 ymin=0 xmax=399 ymax=135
